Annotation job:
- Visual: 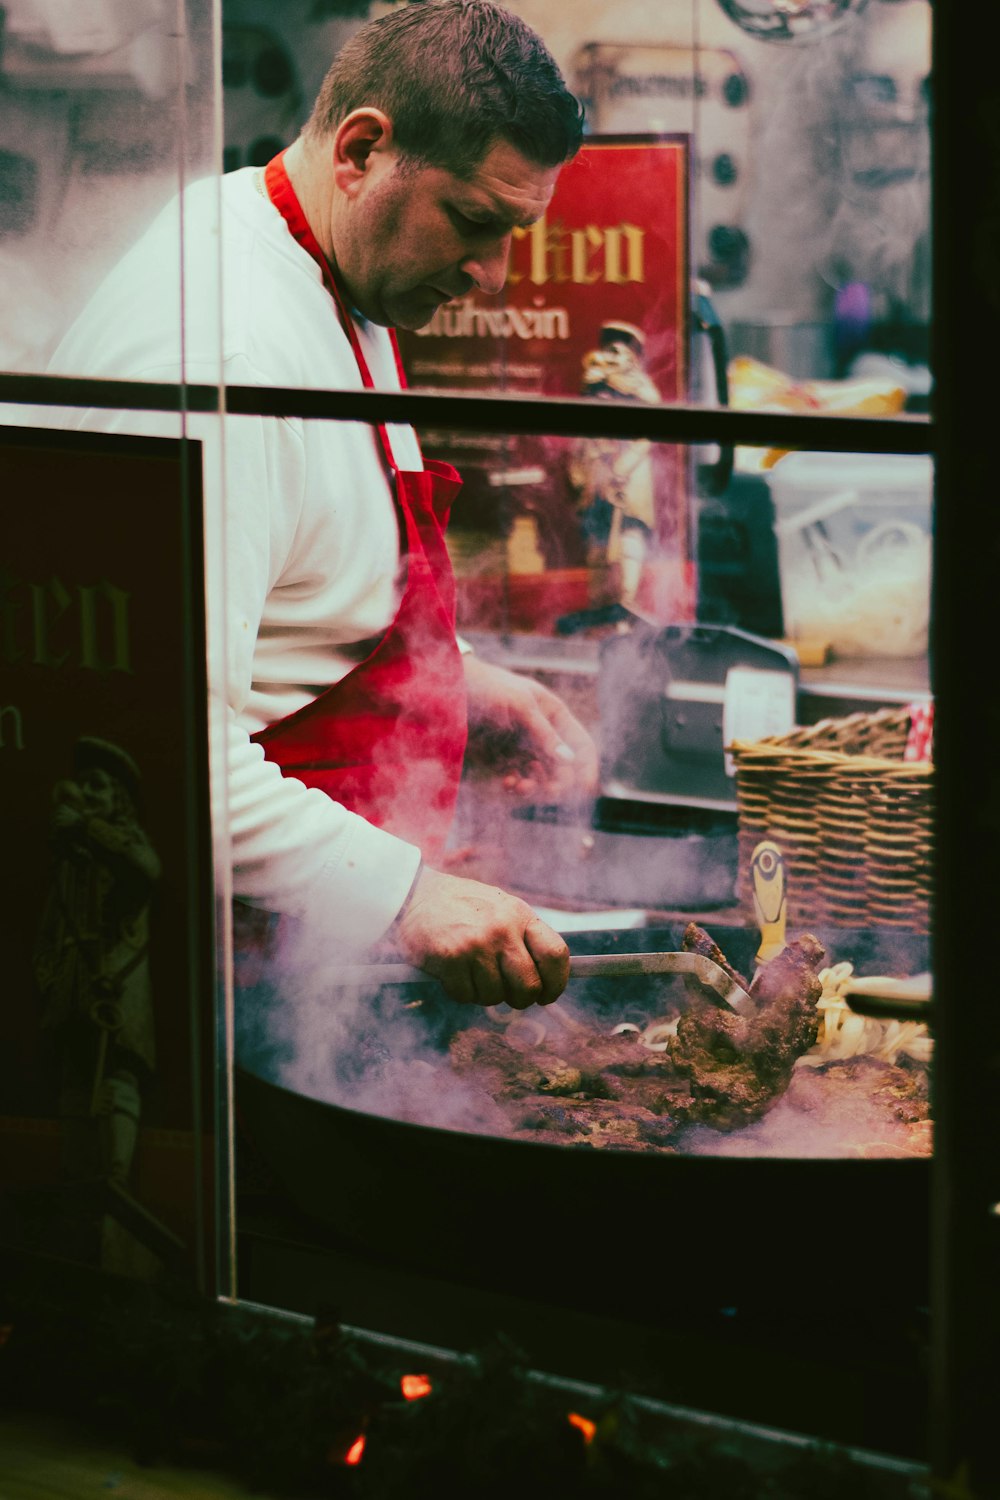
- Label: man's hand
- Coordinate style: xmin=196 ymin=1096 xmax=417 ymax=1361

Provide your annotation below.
xmin=391 ymin=865 xmax=570 ymax=1009
xmin=463 ymin=655 xmax=598 ymax=802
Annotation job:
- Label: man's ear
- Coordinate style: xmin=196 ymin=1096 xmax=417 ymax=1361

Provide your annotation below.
xmin=332 ymin=108 xmax=394 ymax=196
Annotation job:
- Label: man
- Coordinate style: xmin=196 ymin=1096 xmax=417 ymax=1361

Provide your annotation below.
xmin=34 ymin=738 xmax=160 ymax=1193
xmin=48 ymin=0 xmax=595 ymax=1011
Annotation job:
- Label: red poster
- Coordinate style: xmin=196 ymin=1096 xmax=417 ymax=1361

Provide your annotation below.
xmin=398 ymin=135 xmax=691 ymax=633
xmin=0 ymin=427 xmax=217 ymax=1291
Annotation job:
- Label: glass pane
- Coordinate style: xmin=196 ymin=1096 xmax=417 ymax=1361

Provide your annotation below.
xmin=515 ymin=0 xmax=932 ymax=402
xmin=228 ymin=419 xmax=932 ymax=1185
xmin=238 ymin=1 xmax=928 ymax=418
xmin=226 ymin=414 xmax=931 ymax=1376
xmin=214 ymin=0 xmax=929 ymax=425
xmin=1 ymin=0 xmax=218 ymax=383
xmin=0 ymin=1 xmax=228 ymax=1295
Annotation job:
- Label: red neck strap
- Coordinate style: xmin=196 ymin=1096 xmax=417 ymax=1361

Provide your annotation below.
xmin=263 ymin=150 xmax=410 ymax=469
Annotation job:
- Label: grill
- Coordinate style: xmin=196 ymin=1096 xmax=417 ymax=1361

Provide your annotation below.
xmin=235 ymin=921 xmax=930 ymax=1327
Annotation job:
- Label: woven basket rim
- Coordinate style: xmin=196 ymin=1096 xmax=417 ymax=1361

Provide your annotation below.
xmin=728 ymin=739 xmax=932 ymax=774
xmin=732 ymin=706 xmax=932 ymax=933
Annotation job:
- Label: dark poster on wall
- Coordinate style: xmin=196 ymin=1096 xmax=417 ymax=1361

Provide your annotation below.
xmin=397 ymin=135 xmax=691 ymax=634
xmin=0 ymin=426 xmax=217 ymax=1292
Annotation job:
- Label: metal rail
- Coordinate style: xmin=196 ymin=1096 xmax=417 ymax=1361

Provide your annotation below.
xmin=0 ymin=372 xmax=933 ymax=452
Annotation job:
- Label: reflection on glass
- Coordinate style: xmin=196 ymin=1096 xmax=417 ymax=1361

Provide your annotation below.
xmin=0 ymin=0 xmax=219 ymax=379
xmin=379 ymin=0 xmax=933 ymax=469
xmin=1 ymin=2 xmax=936 ymax=1200
xmin=223 ymin=412 xmax=933 ymax=1168
xmin=715 ymin=0 xmax=869 ymax=45
xmin=0 ymin=1 xmax=227 ymax=1292
xmin=553 ymin=1 xmax=932 ymax=397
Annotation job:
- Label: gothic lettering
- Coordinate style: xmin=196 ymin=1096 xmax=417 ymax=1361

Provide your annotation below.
xmin=415 ymin=298 xmax=570 ymax=340
xmin=570 ymin=225 xmax=604 ymax=285
xmin=31 ymin=576 xmax=71 ymax=670
xmin=79 ymin=581 xmax=133 ymax=674
xmin=0 ymin=703 xmax=24 ymax=750
xmin=604 ymin=224 xmax=645 ymax=285
xmin=0 ymin=567 xmax=132 ymax=674
xmin=507 ymin=215 xmax=646 ymax=286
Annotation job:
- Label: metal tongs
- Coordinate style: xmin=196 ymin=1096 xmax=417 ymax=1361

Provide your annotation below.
xmin=337 ymin=951 xmax=755 ymax=1016
xmin=840 ymin=973 xmax=933 ymax=1024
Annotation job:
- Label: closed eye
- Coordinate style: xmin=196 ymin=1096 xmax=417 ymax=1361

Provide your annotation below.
xmin=448 ymin=205 xmax=501 ymax=236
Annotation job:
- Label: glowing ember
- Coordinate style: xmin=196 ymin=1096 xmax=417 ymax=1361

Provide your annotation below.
xmin=345 ymin=1435 xmax=366 ymax=1465
xmin=568 ymin=1411 xmax=596 ymax=1443
xmin=401 ymin=1373 xmax=433 ymax=1400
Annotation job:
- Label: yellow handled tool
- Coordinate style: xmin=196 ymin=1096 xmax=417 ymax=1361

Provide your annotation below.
xmin=751 ymin=840 xmax=787 ymax=964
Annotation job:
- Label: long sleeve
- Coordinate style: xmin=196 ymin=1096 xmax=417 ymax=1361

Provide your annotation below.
xmin=39 ymin=168 xmax=429 ymax=958
xmin=215 ymin=389 xmax=421 ymax=952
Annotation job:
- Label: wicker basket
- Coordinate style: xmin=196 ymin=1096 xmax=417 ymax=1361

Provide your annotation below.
xmin=730 ymin=706 xmax=933 ymax=932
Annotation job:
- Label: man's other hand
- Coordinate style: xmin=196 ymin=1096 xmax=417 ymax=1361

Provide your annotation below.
xmin=462 ymin=655 xmax=599 ymax=802
xmin=391 ymin=865 xmax=570 ymax=1008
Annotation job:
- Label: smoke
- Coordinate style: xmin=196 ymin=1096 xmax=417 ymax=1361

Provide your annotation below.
xmin=729 ymin=0 xmax=930 ymax=336
xmin=678 ymin=1059 xmax=929 ymax=1158
xmin=0 ymin=249 xmax=63 ymax=373
xmin=240 ymin=950 xmax=930 ymax=1161
xmin=238 ymin=961 xmax=513 ymax=1134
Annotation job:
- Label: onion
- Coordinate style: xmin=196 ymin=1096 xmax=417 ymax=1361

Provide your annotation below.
xmin=640 ymin=1019 xmax=679 ymax=1051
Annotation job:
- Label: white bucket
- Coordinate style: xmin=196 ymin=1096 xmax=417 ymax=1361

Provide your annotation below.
xmin=767 ymin=451 xmax=933 ymax=658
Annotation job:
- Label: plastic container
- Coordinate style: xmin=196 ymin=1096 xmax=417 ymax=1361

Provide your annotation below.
xmin=767 ymin=451 xmax=933 ymax=658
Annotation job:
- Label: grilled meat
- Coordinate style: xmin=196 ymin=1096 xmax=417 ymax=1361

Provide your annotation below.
xmin=447 ymin=926 xmax=826 ymax=1148
xmin=680 ymin=920 xmax=752 ymax=995
xmin=668 ymin=927 xmax=824 ymax=1128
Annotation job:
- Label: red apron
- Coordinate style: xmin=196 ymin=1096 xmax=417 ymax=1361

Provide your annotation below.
xmin=236 ymin=151 xmax=466 ymax=968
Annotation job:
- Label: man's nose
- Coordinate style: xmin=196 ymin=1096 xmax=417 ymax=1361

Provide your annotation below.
xmin=460 ymin=236 xmax=511 ymax=297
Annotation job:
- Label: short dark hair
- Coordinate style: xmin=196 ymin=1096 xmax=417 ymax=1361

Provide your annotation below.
xmin=305 ymin=0 xmax=584 ymax=177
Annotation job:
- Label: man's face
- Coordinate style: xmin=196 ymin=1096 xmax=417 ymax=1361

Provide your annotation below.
xmin=335 ymin=137 xmax=560 ymax=330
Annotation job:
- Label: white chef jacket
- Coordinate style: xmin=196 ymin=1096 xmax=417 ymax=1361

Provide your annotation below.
xmin=42 ymin=166 xmax=432 ymax=956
